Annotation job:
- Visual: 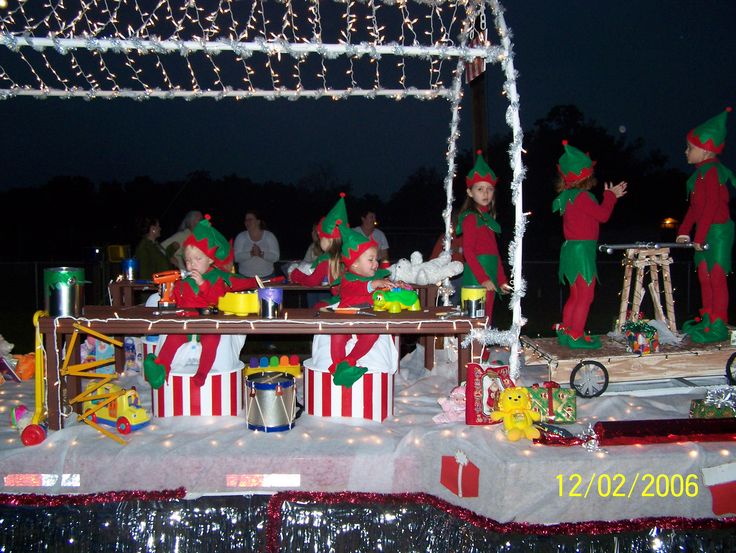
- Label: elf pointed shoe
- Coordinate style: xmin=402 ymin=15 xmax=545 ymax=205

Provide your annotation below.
xmin=566 ymin=333 xmax=601 ymax=350
xmin=682 ymin=316 xmax=705 ymax=333
xmin=332 ymin=360 xmax=368 ymax=388
xmin=143 ymin=354 xmax=166 ymax=390
xmin=555 ymin=327 xmax=570 ymax=347
xmin=687 ymin=315 xmax=729 ymax=343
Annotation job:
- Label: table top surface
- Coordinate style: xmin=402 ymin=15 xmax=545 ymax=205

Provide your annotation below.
xmin=39 ymin=305 xmax=482 ymax=335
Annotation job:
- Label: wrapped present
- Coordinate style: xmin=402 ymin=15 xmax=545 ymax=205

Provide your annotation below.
xmin=465 ymin=363 xmax=514 ymax=425
xmin=689 ymin=386 xmax=736 ymax=419
xmin=151 ymin=365 xmax=243 ymax=417
xmin=440 ymin=450 xmax=479 ymax=498
xmin=527 ymin=381 xmax=576 ymax=424
xmin=622 ymin=320 xmax=660 ymax=354
xmin=304 ymin=367 xmax=393 ymax=423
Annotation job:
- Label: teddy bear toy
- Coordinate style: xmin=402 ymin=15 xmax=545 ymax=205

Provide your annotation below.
xmin=490 ymin=387 xmax=541 ymax=441
xmin=389 ymin=251 xmax=463 ymax=286
xmin=432 ymin=385 xmax=466 ymax=424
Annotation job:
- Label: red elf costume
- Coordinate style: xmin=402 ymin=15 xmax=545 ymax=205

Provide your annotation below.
xmin=305 ymin=225 xmax=398 ymax=388
xmin=553 ymin=141 xmax=619 ymax=349
xmin=289 ymin=193 xmax=347 ymax=295
xmin=455 ymin=151 xmax=508 ymax=320
xmin=678 ymin=107 xmax=735 ymax=343
xmin=144 ymin=216 xmax=257 ymax=389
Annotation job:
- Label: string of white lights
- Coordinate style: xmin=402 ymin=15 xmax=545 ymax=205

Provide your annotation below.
xmin=7 ymin=1 xmax=527 ymax=377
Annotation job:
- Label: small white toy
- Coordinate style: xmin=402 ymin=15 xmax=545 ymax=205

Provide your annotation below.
xmin=389 ymin=251 xmax=463 ymax=285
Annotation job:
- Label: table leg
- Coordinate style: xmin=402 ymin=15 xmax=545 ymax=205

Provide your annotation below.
xmin=457 ymin=335 xmax=471 ymax=385
xmin=45 ymin=330 xmax=61 ymax=431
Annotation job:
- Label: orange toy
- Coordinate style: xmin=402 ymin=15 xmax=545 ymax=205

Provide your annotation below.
xmin=13 ymin=353 xmax=35 ymax=380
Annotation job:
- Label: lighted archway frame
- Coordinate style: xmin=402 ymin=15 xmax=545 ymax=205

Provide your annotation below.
xmin=0 ymin=0 xmax=526 ymax=377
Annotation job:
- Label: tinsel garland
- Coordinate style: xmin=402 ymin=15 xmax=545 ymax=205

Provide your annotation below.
xmin=265 ymin=490 xmax=736 ymax=553
xmin=0 ymin=487 xmax=186 ymax=507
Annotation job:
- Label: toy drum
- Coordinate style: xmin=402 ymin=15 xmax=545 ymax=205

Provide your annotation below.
xmin=245 ymin=372 xmax=296 ymax=432
xmin=461 ymin=286 xmax=486 ymax=318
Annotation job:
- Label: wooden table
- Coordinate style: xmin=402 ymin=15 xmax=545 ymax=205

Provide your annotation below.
xmin=39 ymin=305 xmax=482 ymax=430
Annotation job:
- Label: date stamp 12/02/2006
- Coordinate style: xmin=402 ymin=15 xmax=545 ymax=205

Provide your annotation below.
xmin=557 ymin=473 xmax=700 ymax=499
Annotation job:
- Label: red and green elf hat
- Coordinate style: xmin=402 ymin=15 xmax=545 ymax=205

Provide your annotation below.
xmin=183 ymin=214 xmax=233 ymax=270
xmin=557 ymin=140 xmax=596 ymax=185
xmin=466 ymin=150 xmax=498 ymax=188
xmin=687 ymin=107 xmax=732 ymax=154
xmin=339 ymin=224 xmax=378 ymax=267
xmin=318 ymin=192 xmax=349 ymax=239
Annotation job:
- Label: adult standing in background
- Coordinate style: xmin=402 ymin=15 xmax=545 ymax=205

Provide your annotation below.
xmin=134 ymin=216 xmax=173 ymax=280
xmin=233 ymin=210 xmax=280 ymax=278
xmin=353 ymin=210 xmax=389 ymax=263
xmin=161 ymin=210 xmax=203 ymax=270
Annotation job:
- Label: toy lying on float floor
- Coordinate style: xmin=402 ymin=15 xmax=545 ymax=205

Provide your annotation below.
xmin=82 ymin=382 xmax=150 ymax=434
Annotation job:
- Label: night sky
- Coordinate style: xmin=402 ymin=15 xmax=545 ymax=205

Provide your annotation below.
xmin=0 ymin=1 xmax=734 ymax=197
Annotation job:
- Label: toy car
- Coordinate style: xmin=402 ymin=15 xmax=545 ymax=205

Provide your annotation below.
xmin=82 ymin=382 xmax=150 ymax=434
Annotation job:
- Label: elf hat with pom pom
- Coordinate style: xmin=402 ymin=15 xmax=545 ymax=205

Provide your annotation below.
xmin=557 ymin=140 xmax=596 ymax=184
xmin=466 ymin=150 xmax=498 ymax=188
xmin=340 ymin=224 xmax=378 ymax=267
xmin=183 ymin=214 xmax=233 ymax=270
xmin=687 ymin=107 xmax=732 ymax=154
xmin=318 ymin=192 xmax=349 ymax=239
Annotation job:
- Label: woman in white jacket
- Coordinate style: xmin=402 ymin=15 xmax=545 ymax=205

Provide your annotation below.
xmin=233 ymin=210 xmax=280 ymax=277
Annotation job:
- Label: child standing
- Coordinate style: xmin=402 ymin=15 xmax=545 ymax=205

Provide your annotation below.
xmin=456 ymin=151 xmax=512 ymax=320
xmin=307 ymin=225 xmax=410 ymax=388
xmin=553 ymin=141 xmax=627 ymax=349
xmin=144 ymin=215 xmax=254 ymax=388
xmin=676 ymin=107 xmax=735 ymax=343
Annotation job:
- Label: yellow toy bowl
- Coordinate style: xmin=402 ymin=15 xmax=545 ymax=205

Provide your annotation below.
xmin=218 ymin=291 xmax=260 ymax=316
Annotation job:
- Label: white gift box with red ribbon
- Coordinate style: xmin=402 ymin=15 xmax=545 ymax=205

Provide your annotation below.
xmin=304 ymin=367 xmax=393 ymax=423
xmin=152 ymin=366 xmax=243 ymax=417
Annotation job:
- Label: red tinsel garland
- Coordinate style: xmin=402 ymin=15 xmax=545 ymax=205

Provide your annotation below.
xmin=0 ymin=487 xmax=186 ymax=507
xmin=264 ymin=490 xmax=736 ymax=553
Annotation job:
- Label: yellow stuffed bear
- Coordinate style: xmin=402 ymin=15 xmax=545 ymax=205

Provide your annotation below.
xmin=490 ymin=387 xmax=541 ymax=441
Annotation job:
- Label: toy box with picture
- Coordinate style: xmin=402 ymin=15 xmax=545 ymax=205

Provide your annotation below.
xmin=80 ymin=336 xmax=116 ymax=374
xmin=622 ymin=320 xmax=659 ymax=354
xmin=465 ymin=363 xmax=514 ymax=425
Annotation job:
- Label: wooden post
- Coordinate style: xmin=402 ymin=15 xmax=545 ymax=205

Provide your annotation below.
xmin=618 ymin=249 xmax=636 ymax=330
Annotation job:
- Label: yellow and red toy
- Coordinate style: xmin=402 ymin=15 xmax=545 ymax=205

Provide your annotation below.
xmin=82 ymin=382 xmax=150 ymax=435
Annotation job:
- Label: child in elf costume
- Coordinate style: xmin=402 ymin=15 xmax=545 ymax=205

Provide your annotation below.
xmin=144 ymin=215 xmax=257 ymax=389
xmin=307 ymin=225 xmax=411 ymax=388
xmin=456 ymin=150 xmax=512 ymax=320
xmin=676 ymin=107 xmax=735 ymax=343
xmin=289 ymin=193 xmax=346 ymax=306
xmin=553 ymin=141 xmax=627 ymax=349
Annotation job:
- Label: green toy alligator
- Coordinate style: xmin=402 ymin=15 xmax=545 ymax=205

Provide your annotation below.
xmin=372 ymin=288 xmax=421 ymax=313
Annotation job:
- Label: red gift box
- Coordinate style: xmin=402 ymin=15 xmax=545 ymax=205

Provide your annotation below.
xmin=304 ymin=367 xmax=393 ymax=423
xmin=440 ymin=451 xmax=479 ymax=498
xmin=465 ymin=363 xmax=514 ymax=425
xmin=151 ymin=366 xmax=243 ymax=417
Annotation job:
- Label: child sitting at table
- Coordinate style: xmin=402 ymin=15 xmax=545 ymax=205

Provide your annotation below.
xmin=144 ymin=215 xmax=256 ymax=389
xmin=306 ymin=225 xmax=411 ymax=388
xmin=289 ymin=193 xmax=347 ymax=307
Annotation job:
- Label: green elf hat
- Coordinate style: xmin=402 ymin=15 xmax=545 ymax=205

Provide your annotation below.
xmin=318 ymin=192 xmax=349 ymax=239
xmin=557 ymin=140 xmax=596 ymax=185
xmin=340 ymin=224 xmax=379 ymax=267
xmin=183 ymin=214 xmax=233 ymax=270
xmin=687 ymin=107 xmax=732 ymax=154
xmin=466 ymin=149 xmax=498 ymax=188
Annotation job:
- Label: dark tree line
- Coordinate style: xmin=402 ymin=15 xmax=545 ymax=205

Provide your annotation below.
xmin=0 ymin=105 xmax=687 ymax=263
